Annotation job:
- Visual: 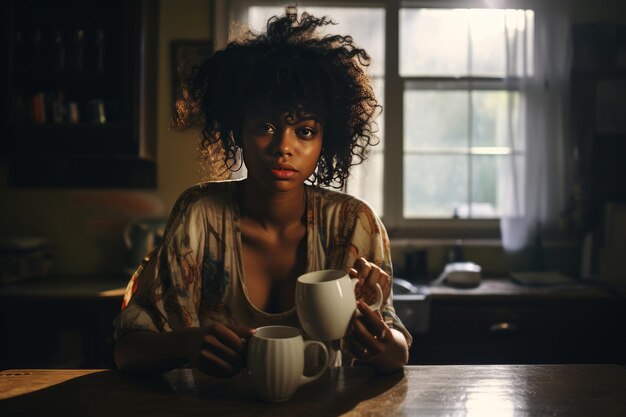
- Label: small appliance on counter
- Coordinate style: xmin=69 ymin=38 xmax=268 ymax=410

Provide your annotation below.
xmin=0 ymin=236 xmax=53 ymax=285
xmin=123 ymin=218 xmax=167 ymax=276
xmin=432 ymin=261 xmax=482 ymax=288
xmin=392 ymin=278 xmax=431 ymax=333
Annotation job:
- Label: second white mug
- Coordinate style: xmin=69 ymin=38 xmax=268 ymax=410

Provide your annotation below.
xmin=295 ymin=269 xmax=383 ymax=341
xmin=245 ymin=325 xmax=329 ymax=402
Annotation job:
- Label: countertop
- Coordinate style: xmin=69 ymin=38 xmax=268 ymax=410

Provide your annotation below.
xmin=1 ymin=274 xmax=623 ymax=301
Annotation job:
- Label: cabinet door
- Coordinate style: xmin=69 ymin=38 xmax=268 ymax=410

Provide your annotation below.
xmin=409 ymin=298 xmax=626 ymax=365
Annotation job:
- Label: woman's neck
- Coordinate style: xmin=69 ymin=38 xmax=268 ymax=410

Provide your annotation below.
xmin=240 ymin=180 xmax=306 ymax=231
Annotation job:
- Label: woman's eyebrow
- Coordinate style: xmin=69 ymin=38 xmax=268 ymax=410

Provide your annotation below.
xmin=300 ymin=113 xmax=321 ymax=122
xmin=286 ymin=112 xmax=323 ymax=124
xmin=248 ymin=109 xmax=323 ymax=125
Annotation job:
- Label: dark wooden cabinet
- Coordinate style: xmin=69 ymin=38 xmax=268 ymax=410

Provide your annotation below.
xmin=408 ymin=281 xmax=626 ymax=365
xmin=570 ymin=24 xmax=626 ymax=277
xmin=0 ymin=279 xmax=125 ymax=369
xmin=1 ymin=0 xmax=158 ymax=188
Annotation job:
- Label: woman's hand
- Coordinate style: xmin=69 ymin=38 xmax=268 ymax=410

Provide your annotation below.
xmin=343 ymin=300 xmax=409 ymax=373
xmin=190 ymin=322 xmax=255 ymax=378
xmin=343 ymin=300 xmax=392 ymax=362
xmin=350 ymin=257 xmax=391 ymax=305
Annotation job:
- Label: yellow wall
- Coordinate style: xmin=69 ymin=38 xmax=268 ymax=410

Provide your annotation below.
xmin=157 ymin=0 xmax=212 ymax=209
xmin=0 ymin=0 xmax=211 ymax=277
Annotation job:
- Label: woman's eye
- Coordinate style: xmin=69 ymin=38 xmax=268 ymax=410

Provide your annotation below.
xmin=259 ymin=123 xmax=275 ymax=134
xmin=298 ymin=127 xmax=316 ymax=138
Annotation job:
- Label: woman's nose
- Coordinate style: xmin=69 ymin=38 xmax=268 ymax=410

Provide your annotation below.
xmin=273 ymin=129 xmax=294 ymax=156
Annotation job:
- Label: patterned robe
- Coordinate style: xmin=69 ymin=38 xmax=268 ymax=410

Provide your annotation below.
xmin=114 ymin=180 xmax=411 ymax=365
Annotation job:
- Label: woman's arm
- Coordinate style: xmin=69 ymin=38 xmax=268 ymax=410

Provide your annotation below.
xmin=114 ymin=328 xmax=201 ymax=373
xmin=115 ymin=323 xmax=255 ymax=377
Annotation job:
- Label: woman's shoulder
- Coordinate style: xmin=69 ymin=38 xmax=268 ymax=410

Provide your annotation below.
xmin=172 ymin=180 xmax=240 ymax=215
xmin=162 ymin=180 xmax=240 ymax=243
xmin=308 ymin=186 xmax=376 ymax=217
xmin=171 ymin=181 xmax=238 ymax=223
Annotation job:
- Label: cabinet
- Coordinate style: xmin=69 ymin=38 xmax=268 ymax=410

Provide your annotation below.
xmin=408 ymin=281 xmax=626 ymax=365
xmin=1 ymin=0 xmax=158 ymax=188
xmin=0 ymin=279 xmax=125 ymax=369
xmin=570 ymin=23 xmax=626 ymax=274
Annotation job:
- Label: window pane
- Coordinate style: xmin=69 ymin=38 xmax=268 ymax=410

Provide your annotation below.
xmin=473 ymin=91 xmax=522 ymax=149
xmin=471 ymin=154 xmax=526 ymax=218
xmin=348 ymin=151 xmax=383 ymax=215
xmin=400 ymin=9 xmax=468 ymax=77
xmin=404 ymin=90 xmax=468 ymax=150
xmin=248 ymin=6 xmax=385 ymax=76
xmin=400 ymin=8 xmax=533 ymax=77
xmin=469 ymin=9 xmax=506 ymax=76
xmin=469 ymin=155 xmax=499 ymax=218
xmin=404 ymin=155 xmax=468 ymax=218
xmin=346 ymin=77 xmax=384 ymax=214
xmin=371 ymin=77 xmax=385 ymax=149
xmin=506 ymin=9 xmax=535 ymax=76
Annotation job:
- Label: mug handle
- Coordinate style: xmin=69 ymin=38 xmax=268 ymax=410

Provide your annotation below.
xmin=299 ymin=340 xmax=329 ymax=386
xmin=350 ymin=278 xmax=383 ymax=312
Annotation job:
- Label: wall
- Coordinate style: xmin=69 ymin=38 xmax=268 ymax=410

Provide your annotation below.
xmin=0 ymin=0 xmax=212 ymax=277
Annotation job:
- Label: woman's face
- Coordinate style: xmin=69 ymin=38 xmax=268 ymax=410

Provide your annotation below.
xmin=241 ymin=107 xmax=323 ymax=192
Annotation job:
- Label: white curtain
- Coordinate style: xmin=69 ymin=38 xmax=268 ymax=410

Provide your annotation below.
xmin=499 ymin=4 xmax=571 ymax=252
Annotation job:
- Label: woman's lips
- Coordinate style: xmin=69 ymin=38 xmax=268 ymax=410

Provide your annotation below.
xmin=270 ymin=168 xmax=297 ymax=179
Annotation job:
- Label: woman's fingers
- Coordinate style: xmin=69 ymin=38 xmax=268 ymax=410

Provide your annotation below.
xmin=196 ymin=322 xmax=254 ymax=378
xmin=345 ymin=300 xmax=391 ymax=361
xmin=201 ymin=334 xmax=243 ymax=368
xmin=212 ymin=322 xmax=249 ymax=355
xmin=356 ymin=300 xmax=389 ymax=344
xmin=353 ymin=257 xmax=391 ymax=303
xmin=197 ymin=348 xmax=240 ymax=378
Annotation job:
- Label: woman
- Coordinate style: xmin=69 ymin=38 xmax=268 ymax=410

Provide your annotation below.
xmin=114 ymin=7 xmax=411 ymax=377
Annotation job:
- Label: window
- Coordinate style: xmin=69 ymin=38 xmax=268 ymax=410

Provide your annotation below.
xmin=400 ymin=8 xmax=533 ymax=222
xmin=231 ymin=1 xmax=535 ymax=236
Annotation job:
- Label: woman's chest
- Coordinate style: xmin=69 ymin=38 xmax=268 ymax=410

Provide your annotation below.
xmin=239 ymin=225 xmax=307 ymax=313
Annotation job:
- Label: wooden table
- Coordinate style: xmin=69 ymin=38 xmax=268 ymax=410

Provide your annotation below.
xmin=1 ymin=365 xmax=625 ymax=416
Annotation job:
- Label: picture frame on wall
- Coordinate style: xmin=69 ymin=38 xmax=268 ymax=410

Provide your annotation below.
xmin=170 ymin=40 xmax=213 ymax=122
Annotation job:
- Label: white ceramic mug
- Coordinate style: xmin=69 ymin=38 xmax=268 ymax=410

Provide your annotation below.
xmin=245 ymin=325 xmax=329 ymax=402
xmin=295 ymin=269 xmax=384 ymax=341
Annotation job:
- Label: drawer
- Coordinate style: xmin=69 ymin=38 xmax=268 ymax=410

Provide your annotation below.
xmin=408 ymin=298 xmax=625 ymax=365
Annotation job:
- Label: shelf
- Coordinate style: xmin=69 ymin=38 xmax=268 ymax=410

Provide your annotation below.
xmin=4 ymin=124 xmax=135 ymax=157
xmin=2 ymin=0 xmax=158 ymax=188
xmin=13 ymin=72 xmax=119 ymax=84
xmin=7 ymin=157 xmax=157 ymax=189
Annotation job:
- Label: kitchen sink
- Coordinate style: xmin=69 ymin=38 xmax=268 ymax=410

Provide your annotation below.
xmin=392 ymin=278 xmax=431 ymax=334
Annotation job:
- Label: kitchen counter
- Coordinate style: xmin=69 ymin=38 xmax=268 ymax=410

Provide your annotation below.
xmin=0 ymin=276 xmax=128 ymax=299
xmin=425 ymin=276 xmax=625 ymax=300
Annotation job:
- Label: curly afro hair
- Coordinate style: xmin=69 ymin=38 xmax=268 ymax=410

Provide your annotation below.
xmin=174 ymin=6 xmax=381 ymax=189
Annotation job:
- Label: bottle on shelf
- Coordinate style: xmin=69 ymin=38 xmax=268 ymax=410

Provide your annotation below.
xmin=52 ymin=29 xmax=66 ymax=72
xmin=71 ymin=29 xmax=86 ymax=72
